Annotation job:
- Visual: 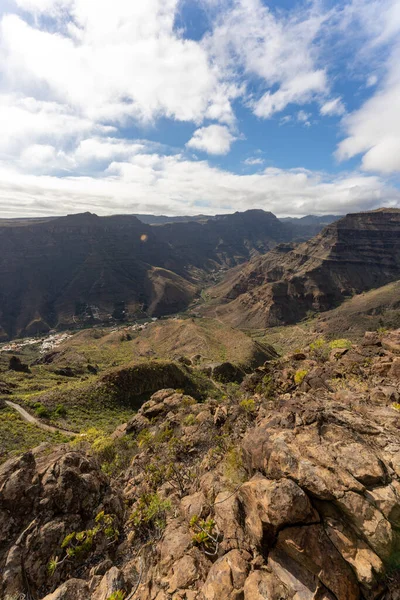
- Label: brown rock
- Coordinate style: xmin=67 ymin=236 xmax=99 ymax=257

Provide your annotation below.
xmin=168 ymin=554 xmax=198 ymax=592
xmin=244 ymin=570 xmax=291 ymax=600
xmin=41 ymin=579 xmax=90 ymax=600
xmin=92 ymin=567 xmax=125 ymax=600
xmin=277 ymin=524 xmax=360 ymax=600
xmin=201 ymin=549 xmax=250 ymax=600
xmin=238 ymin=476 xmax=316 ymax=548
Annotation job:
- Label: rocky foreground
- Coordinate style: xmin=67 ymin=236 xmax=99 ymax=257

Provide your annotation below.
xmin=2 ymin=331 xmax=400 ymax=599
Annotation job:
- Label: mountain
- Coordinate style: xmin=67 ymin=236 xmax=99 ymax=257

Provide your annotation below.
xmin=0 ymin=212 xmax=195 ymax=339
xmin=279 ymin=214 xmax=342 ymax=238
xmin=154 ymin=209 xmax=291 ymax=269
xmin=0 ymin=209 xmax=293 ymax=339
xmin=132 ymin=213 xmax=213 ymax=225
xmin=203 ymin=208 xmax=400 ymax=328
xmin=280 ymin=214 xmax=342 ymax=226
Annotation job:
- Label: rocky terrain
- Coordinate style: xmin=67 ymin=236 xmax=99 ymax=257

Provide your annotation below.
xmin=2 ymin=328 xmax=400 ymax=599
xmin=0 ymin=210 xmax=296 ymax=340
xmin=203 ymin=209 xmax=400 ymax=328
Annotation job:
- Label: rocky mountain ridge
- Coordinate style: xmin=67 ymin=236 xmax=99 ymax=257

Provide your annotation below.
xmin=203 ymin=209 xmax=400 ymax=328
xmin=1 ymin=328 xmax=400 ymax=599
xmin=0 ymin=210 xmax=296 ymax=340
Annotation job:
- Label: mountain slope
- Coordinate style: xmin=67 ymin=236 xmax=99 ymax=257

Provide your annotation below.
xmin=202 ymin=209 xmax=400 ymax=328
xmin=0 ymin=209 xmax=294 ymax=339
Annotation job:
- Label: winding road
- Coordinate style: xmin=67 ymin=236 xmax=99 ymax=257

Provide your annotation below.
xmin=5 ymin=400 xmax=77 ymax=437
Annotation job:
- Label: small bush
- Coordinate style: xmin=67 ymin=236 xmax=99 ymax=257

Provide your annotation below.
xmin=54 ymin=403 xmax=67 ymax=417
xmin=190 ymin=515 xmax=219 ymax=556
xmin=48 ymin=511 xmax=119 ymax=576
xmin=329 ymin=338 xmax=352 ymax=350
xmin=35 ymin=404 xmax=50 ymax=419
xmin=294 ymin=369 xmax=308 ymax=386
xmin=129 ymin=493 xmax=171 ymax=541
xmin=184 ymin=414 xmax=196 ymax=426
xmin=223 ymin=447 xmax=246 ymax=485
xmin=107 ymin=592 xmax=126 ymax=600
xmin=239 ymin=398 xmax=256 ymax=414
xmin=309 ymin=338 xmax=329 ymax=362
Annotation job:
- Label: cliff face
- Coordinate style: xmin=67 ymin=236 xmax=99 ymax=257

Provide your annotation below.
xmin=0 ymin=210 xmax=292 ymax=339
xmin=205 ymin=209 xmax=400 ymax=328
xmin=0 ymin=213 xmax=183 ymax=338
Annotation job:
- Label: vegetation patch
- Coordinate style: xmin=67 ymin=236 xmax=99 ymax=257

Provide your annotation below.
xmin=0 ymin=406 xmax=68 ymax=464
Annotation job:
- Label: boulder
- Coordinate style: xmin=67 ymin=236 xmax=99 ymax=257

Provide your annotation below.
xmin=201 ymin=549 xmax=250 ymax=600
xmin=0 ymin=448 xmax=122 ymax=599
xmin=41 ymin=579 xmax=90 ymax=600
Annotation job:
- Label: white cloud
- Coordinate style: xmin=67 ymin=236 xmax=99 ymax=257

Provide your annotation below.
xmin=0 ymin=153 xmax=398 ymax=218
xmin=244 ymin=158 xmax=264 ymax=166
xmin=207 ymin=0 xmax=329 ymax=118
xmin=366 ymin=74 xmax=378 ymax=87
xmin=186 ymin=125 xmax=236 ymax=155
xmin=0 ymin=2 xmax=236 ymax=125
xmin=336 ymin=45 xmax=400 ymax=173
xmin=320 ymin=97 xmax=345 ymax=116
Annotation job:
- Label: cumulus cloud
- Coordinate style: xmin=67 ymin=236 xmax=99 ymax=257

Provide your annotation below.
xmin=207 ymin=0 xmax=329 ymax=118
xmin=0 ymin=153 xmax=398 ymax=218
xmin=336 ymin=46 xmax=400 ymax=173
xmin=320 ymin=98 xmax=345 ymax=116
xmin=187 ymin=125 xmax=236 ymax=155
xmin=0 ymin=1 xmax=236 ymax=125
xmin=0 ymin=0 xmax=399 ymax=219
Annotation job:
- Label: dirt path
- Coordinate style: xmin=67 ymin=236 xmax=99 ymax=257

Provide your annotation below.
xmin=5 ymin=400 xmax=77 ymax=437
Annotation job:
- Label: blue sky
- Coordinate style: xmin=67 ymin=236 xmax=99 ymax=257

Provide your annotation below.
xmin=0 ymin=0 xmax=399 ymax=217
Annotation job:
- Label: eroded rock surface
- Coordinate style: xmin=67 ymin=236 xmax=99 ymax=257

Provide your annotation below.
xmin=2 ymin=330 xmax=400 ymax=599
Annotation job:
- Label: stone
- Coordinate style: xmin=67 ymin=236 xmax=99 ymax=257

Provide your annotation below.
xmin=238 ymin=476 xmax=316 ymax=548
xmin=276 ymin=524 xmax=360 ymax=600
xmin=201 ymin=550 xmax=250 ymax=600
xmin=92 ymin=567 xmax=125 ymax=600
xmin=41 ymin=579 xmax=90 ymax=600
xmin=168 ymin=554 xmax=198 ymax=592
xmin=244 ymin=570 xmax=291 ymax=600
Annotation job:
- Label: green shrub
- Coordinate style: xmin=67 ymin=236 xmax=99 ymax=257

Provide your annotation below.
xmin=190 ymin=515 xmax=219 ymax=555
xmin=129 ymin=493 xmax=171 ymax=540
xmin=183 ymin=413 xmax=196 ymax=426
xmin=239 ymin=398 xmax=256 ymax=414
xmin=48 ymin=512 xmax=119 ymax=576
xmin=294 ymin=369 xmax=308 ymax=386
xmin=309 ymin=338 xmax=329 ymax=362
xmin=35 ymin=404 xmax=50 ymax=419
xmin=329 ymin=338 xmax=352 ymax=350
xmin=223 ymin=447 xmax=246 ymax=485
xmin=54 ymin=403 xmax=67 ymax=417
xmin=107 ymin=592 xmax=126 ymax=600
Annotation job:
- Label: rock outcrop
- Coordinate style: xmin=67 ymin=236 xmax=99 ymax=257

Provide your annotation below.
xmin=204 ymin=208 xmax=400 ymax=328
xmin=0 ymin=447 xmax=123 ymax=599
xmin=2 ymin=329 xmax=400 ymax=599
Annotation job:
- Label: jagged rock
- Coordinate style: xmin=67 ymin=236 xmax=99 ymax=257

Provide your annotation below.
xmin=91 ymin=567 xmax=125 ymax=600
xmin=238 ymin=476 xmax=317 ymax=548
xmin=0 ymin=448 xmax=123 ymax=599
xmin=41 ymin=578 xmax=90 ymax=599
xmin=201 ymin=549 xmax=251 ymax=599
xmin=276 ymin=524 xmax=359 ymax=600
xmin=363 ymin=332 xmax=382 ymax=346
xmin=381 ymin=331 xmax=400 ymax=354
xmin=214 ymin=491 xmax=247 ymax=553
xmin=243 ymin=570 xmax=290 ymax=600
xmin=167 ymin=554 xmax=198 ymax=593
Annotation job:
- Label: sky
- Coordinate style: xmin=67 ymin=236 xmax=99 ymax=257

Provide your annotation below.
xmin=0 ymin=0 xmax=400 ymax=217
